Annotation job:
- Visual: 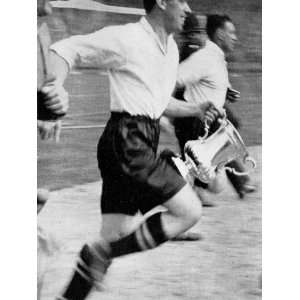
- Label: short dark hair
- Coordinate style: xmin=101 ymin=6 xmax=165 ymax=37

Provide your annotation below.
xmin=206 ymin=14 xmax=232 ymax=41
xmin=143 ymin=0 xmax=157 ymax=13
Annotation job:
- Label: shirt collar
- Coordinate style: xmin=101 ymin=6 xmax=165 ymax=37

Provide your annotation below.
xmin=139 ymin=16 xmax=170 ymax=55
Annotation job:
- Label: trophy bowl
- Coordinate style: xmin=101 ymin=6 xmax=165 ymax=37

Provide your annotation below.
xmin=172 ymin=119 xmax=256 ymax=184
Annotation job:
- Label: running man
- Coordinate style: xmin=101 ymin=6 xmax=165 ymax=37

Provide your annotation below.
xmin=46 ymin=1 xmax=222 ymax=299
xmin=176 ymin=14 xmax=256 ymax=199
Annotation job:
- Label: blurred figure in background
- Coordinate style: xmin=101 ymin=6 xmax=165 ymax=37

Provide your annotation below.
xmin=37 ymin=0 xmax=68 ymax=141
xmin=173 ymin=13 xmax=222 ymax=208
xmin=37 ymin=0 xmax=68 ymax=298
xmin=178 ymin=13 xmax=207 ymax=61
xmin=174 ymin=13 xmax=207 ymax=158
xmin=37 ymin=0 xmax=69 ymax=209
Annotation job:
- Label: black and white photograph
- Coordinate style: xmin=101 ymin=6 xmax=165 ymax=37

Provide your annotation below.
xmin=36 ymin=0 xmax=263 ymax=299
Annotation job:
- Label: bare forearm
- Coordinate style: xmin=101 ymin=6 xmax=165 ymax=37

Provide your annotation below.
xmin=49 ymin=50 xmax=70 ymax=86
xmin=164 ymin=97 xmax=203 ymax=119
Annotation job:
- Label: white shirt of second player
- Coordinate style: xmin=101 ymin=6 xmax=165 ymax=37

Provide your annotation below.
xmin=177 ymin=40 xmax=230 ymax=109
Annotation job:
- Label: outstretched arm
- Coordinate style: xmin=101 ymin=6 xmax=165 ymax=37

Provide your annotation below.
xmin=40 ymin=26 xmax=126 ymax=117
xmin=164 ymin=97 xmax=222 ymax=124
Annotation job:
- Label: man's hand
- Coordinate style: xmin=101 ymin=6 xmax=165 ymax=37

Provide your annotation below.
xmin=39 ymin=76 xmax=69 ymax=117
xmin=38 ymin=120 xmax=62 ymax=142
xmin=197 ymin=102 xmax=225 ymax=124
xmin=226 ymin=87 xmax=240 ymax=103
xmin=200 ymin=164 xmax=216 ymax=183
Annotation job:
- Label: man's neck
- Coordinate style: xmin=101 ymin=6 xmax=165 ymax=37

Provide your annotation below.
xmin=145 ymin=14 xmax=169 ymax=50
xmin=211 ymin=39 xmax=228 ymax=58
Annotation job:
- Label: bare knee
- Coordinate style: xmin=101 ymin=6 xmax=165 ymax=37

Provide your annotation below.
xmin=184 ymin=195 xmax=202 ymax=226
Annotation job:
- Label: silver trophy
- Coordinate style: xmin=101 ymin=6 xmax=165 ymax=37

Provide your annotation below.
xmin=172 ymin=118 xmax=256 ymax=184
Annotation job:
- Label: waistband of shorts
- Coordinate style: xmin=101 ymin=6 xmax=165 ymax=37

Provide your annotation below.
xmin=110 ymin=111 xmax=160 ymax=124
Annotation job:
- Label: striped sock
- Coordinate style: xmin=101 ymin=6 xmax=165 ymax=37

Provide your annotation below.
xmin=59 ymin=213 xmax=167 ymax=300
xmin=110 ymin=212 xmax=168 ymax=258
xmin=61 ymin=242 xmax=111 ymax=300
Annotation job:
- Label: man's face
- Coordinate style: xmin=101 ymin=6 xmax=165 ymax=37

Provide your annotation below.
xmin=220 ymin=21 xmax=238 ymax=53
xmin=186 ymin=31 xmax=207 ymax=46
xmin=164 ymin=0 xmax=192 ymax=34
xmin=187 ymin=32 xmax=201 ymax=43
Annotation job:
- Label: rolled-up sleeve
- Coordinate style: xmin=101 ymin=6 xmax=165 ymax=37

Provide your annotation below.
xmin=50 ymin=26 xmax=127 ymax=70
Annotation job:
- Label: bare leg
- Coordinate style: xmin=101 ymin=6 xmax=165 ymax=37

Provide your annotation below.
xmin=101 ymin=213 xmax=145 ymax=242
xmin=160 ymin=184 xmax=202 ymax=238
xmin=226 ymin=159 xmax=256 ymax=198
xmin=102 ymin=183 xmax=202 ymax=241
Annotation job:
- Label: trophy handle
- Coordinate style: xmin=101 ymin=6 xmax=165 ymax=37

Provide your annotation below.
xmin=223 ymin=156 xmax=257 ymax=176
xmin=198 ymin=114 xmax=227 ymax=141
xmin=198 ymin=120 xmax=210 ymax=140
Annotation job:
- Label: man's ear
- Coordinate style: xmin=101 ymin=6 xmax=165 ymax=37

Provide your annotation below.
xmin=156 ymin=0 xmax=168 ymax=11
xmin=215 ymin=28 xmax=225 ymax=42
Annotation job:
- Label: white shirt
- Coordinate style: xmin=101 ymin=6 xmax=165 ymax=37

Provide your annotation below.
xmin=50 ymin=17 xmax=179 ymax=119
xmin=177 ymin=40 xmax=230 ymax=109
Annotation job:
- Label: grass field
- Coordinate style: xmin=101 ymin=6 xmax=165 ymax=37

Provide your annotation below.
xmin=38 ymin=1 xmax=261 ymax=299
xmin=39 ymin=152 xmax=261 ymax=300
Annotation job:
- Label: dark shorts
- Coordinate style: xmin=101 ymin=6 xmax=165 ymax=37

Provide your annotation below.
xmin=97 ymin=112 xmax=187 ymax=215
